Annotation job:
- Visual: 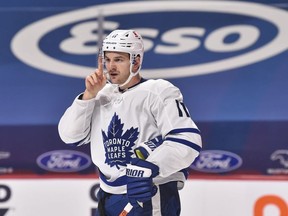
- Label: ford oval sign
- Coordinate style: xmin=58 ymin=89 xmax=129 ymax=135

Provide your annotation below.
xmin=190 ymin=150 xmax=243 ymax=173
xmin=36 ymin=150 xmax=92 ymax=172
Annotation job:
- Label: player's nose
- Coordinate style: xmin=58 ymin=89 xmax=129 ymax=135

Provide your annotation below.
xmin=108 ymin=60 xmax=117 ymax=70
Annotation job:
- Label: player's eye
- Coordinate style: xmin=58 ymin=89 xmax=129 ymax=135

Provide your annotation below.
xmin=115 ymin=58 xmax=124 ymax=62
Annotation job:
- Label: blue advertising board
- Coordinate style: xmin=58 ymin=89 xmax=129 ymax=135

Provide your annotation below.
xmin=1 ymin=0 xmax=288 ymax=178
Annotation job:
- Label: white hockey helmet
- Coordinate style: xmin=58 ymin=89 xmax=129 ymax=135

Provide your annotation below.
xmin=102 ymin=29 xmax=144 ymax=88
xmin=102 ymin=29 xmax=144 ymax=66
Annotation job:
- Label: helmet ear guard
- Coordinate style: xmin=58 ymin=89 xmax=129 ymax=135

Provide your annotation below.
xmin=132 ymin=54 xmax=136 ymax=65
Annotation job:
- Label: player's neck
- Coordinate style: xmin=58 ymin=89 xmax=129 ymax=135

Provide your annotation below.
xmin=119 ymin=75 xmax=142 ymax=92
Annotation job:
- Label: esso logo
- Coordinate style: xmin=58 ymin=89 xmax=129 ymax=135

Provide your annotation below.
xmin=11 ymin=1 xmax=288 ymax=79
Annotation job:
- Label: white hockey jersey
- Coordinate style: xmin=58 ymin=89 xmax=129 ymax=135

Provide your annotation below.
xmin=58 ymin=78 xmax=202 ymax=194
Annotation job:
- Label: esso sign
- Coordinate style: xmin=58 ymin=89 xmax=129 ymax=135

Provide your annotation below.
xmin=60 ymin=24 xmax=259 ymax=55
xmin=11 ymin=1 xmax=288 ymax=79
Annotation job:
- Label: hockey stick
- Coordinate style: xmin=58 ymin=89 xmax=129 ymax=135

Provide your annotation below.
xmin=118 ymin=202 xmax=133 ymax=216
xmin=97 ymin=8 xmax=104 ymax=69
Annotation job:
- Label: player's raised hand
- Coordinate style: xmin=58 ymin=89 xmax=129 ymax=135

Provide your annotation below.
xmin=83 ymin=55 xmax=106 ymax=100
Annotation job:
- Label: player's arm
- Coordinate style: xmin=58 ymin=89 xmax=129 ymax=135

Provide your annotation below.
xmin=125 ymin=81 xmax=202 ymax=208
xmin=147 ymin=80 xmax=202 ymax=178
xmin=58 ymin=96 xmax=96 ymax=145
xmin=58 ymin=55 xmax=106 ymax=145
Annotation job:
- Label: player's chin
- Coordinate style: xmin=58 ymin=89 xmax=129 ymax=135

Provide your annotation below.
xmin=110 ymin=77 xmax=121 ymax=84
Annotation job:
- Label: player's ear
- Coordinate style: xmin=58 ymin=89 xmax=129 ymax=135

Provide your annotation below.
xmin=132 ymin=55 xmax=141 ymax=73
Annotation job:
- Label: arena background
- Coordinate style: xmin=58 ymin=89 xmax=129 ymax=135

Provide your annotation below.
xmin=1 ymin=0 xmax=288 ymax=215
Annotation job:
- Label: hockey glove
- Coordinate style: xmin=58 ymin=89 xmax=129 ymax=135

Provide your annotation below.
xmin=126 ymin=158 xmax=159 ymax=206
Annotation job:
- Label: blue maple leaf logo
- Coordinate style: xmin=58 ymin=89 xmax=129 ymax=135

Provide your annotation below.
xmin=102 ymin=113 xmax=139 ymax=169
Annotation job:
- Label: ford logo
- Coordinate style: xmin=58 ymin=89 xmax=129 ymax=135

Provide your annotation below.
xmin=190 ymin=150 xmax=242 ymax=173
xmin=11 ymin=1 xmax=288 ymax=79
xmin=36 ymin=150 xmax=92 ymax=172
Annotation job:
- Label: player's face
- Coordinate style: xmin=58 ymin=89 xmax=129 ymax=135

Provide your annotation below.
xmin=104 ymin=52 xmax=131 ymax=85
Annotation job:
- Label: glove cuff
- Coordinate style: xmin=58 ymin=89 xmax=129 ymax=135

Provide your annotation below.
xmin=134 ymin=136 xmax=163 ymax=159
xmin=130 ymin=158 xmax=159 ymax=178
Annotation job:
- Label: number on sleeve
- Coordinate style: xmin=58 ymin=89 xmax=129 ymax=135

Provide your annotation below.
xmin=175 ymin=100 xmax=190 ymax=117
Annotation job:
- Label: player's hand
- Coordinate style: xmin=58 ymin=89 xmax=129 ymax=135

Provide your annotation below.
xmin=126 ymin=158 xmax=159 ymax=206
xmin=83 ymin=55 xmax=106 ymax=100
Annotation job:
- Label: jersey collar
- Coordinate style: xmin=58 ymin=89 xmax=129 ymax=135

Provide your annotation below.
xmin=118 ymin=77 xmax=147 ymax=93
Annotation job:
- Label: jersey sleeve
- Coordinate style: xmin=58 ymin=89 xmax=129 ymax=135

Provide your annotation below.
xmin=58 ymin=94 xmax=96 ymax=145
xmin=146 ymin=80 xmax=202 ymax=178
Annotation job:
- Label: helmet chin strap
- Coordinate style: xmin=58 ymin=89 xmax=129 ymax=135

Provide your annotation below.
xmin=118 ymin=63 xmax=141 ymax=88
xmin=105 ymin=61 xmax=142 ymax=90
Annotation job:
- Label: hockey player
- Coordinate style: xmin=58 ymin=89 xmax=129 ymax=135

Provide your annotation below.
xmin=58 ymin=29 xmax=202 ymax=216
